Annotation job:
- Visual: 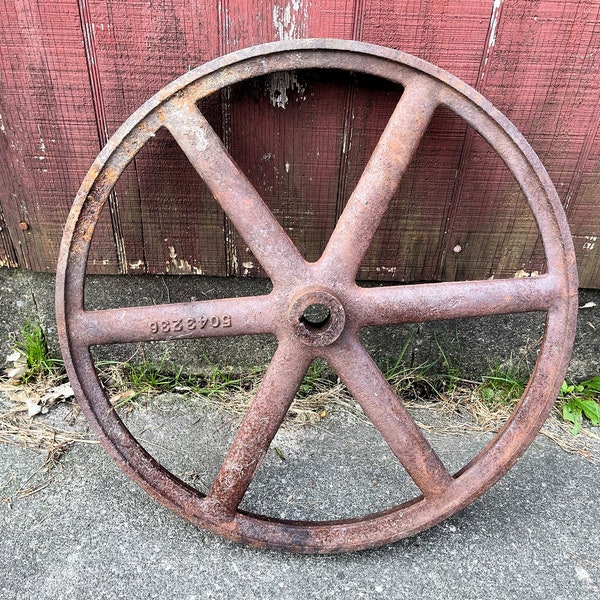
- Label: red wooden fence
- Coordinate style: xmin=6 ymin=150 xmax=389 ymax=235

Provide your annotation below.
xmin=1 ymin=1 xmax=599 ymax=287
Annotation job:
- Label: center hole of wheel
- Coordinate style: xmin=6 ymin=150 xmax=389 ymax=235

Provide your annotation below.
xmin=288 ymin=290 xmax=345 ymax=347
xmin=300 ymin=303 xmax=331 ymax=328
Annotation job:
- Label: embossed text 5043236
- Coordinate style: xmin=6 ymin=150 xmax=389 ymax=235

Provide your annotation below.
xmin=149 ymin=315 xmax=232 ymax=334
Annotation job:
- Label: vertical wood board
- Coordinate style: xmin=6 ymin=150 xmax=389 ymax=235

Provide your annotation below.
xmin=0 ymin=0 xmax=115 ymax=272
xmin=82 ymin=0 xmax=227 ymax=276
xmin=350 ymin=0 xmax=494 ymax=281
xmin=441 ymin=0 xmax=600 ymax=281
xmin=219 ymin=0 xmax=356 ymax=277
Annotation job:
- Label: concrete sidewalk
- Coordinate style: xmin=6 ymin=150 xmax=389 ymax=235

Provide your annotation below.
xmin=1 ymin=269 xmax=599 ymax=598
xmin=1 ymin=397 xmax=599 ymax=600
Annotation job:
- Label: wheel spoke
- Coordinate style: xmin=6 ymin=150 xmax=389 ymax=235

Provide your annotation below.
xmin=203 ymin=341 xmax=312 ymax=516
xmin=160 ymin=98 xmax=307 ymax=283
xmin=319 ymin=78 xmax=440 ymax=279
xmin=69 ymin=295 xmax=275 ymax=347
xmin=353 ymin=275 xmax=560 ymax=328
xmin=325 ymin=335 xmax=453 ymax=497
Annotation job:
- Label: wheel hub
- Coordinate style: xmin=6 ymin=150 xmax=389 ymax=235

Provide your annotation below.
xmin=288 ymin=289 xmax=345 ymax=346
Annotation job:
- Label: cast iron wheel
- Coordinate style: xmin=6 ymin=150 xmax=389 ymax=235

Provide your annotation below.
xmin=56 ymin=39 xmax=578 ymax=554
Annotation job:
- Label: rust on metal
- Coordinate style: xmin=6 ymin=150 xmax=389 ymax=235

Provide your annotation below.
xmin=55 ymin=39 xmax=578 ymax=554
xmin=288 ymin=289 xmax=346 ymax=347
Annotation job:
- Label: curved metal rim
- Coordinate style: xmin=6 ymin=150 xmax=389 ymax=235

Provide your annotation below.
xmin=56 ymin=39 xmax=578 ymax=554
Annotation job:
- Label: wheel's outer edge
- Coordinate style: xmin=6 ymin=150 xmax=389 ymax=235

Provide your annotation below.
xmin=56 ymin=39 xmax=578 ymax=554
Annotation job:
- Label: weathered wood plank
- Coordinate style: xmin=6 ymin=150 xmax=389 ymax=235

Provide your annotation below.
xmin=568 ymin=120 xmax=600 ymax=289
xmin=440 ymin=0 xmax=600 ymax=283
xmin=226 ymin=70 xmax=354 ymax=277
xmin=219 ymin=0 xmax=356 ymax=277
xmin=83 ymin=0 xmax=227 ymax=276
xmin=360 ymin=0 xmax=492 ymax=84
xmin=0 ymin=204 xmax=18 ymax=269
xmin=0 ymin=0 xmax=115 ymax=273
xmin=560 ymin=5 xmax=600 ymax=289
xmin=349 ymin=0 xmax=493 ymax=281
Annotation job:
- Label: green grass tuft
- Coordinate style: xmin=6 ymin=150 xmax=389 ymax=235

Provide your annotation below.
xmin=478 ymin=362 xmax=527 ymax=410
xmin=13 ymin=321 xmax=62 ymax=382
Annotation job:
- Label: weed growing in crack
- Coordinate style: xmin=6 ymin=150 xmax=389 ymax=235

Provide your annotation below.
xmin=125 ymin=358 xmax=184 ymax=394
xmin=297 ymin=359 xmax=334 ymax=399
xmin=433 ymin=330 xmax=463 ymax=392
xmin=11 ymin=321 xmax=63 ymax=383
xmin=478 ymin=362 xmax=528 ymax=411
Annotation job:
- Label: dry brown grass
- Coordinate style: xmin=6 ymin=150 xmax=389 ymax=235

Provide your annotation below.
xmin=0 ymin=381 xmax=96 ymax=450
xmin=1 ymin=363 xmax=598 ymax=468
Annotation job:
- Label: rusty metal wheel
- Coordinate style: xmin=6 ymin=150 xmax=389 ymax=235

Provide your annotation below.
xmin=56 ymin=39 xmax=578 ymax=554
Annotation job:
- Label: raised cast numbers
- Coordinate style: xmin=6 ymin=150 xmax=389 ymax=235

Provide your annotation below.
xmin=149 ymin=315 xmax=232 ymax=335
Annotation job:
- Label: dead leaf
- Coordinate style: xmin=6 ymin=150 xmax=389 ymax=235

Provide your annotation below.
xmin=6 ymin=351 xmax=22 ymax=363
xmin=40 ymin=383 xmax=75 ymax=405
xmin=24 ymin=397 xmax=42 ymax=417
xmin=110 ymin=390 xmax=137 ymax=405
xmin=6 ymin=365 xmax=27 ymax=382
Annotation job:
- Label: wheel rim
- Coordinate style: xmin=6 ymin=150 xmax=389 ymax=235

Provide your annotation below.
xmin=56 ymin=39 xmax=578 ymax=554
